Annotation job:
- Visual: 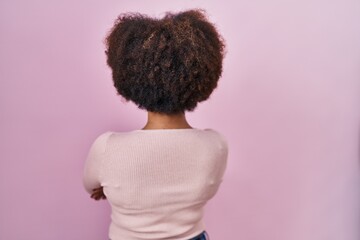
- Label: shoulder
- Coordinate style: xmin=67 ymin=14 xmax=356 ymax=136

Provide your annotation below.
xmin=203 ymin=128 xmax=228 ymax=150
xmin=89 ymin=131 xmax=113 ymax=153
xmin=93 ymin=131 xmax=113 ymax=144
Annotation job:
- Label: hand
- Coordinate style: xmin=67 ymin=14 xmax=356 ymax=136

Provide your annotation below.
xmin=91 ymin=186 xmax=107 ymax=200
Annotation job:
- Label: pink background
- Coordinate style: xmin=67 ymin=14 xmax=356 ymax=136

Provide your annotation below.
xmin=1 ymin=0 xmax=359 ymax=239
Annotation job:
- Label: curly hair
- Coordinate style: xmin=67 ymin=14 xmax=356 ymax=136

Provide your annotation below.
xmin=104 ymin=8 xmax=226 ymax=114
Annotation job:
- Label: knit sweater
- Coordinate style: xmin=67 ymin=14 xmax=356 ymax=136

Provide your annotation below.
xmin=82 ymin=128 xmax=228 ymax=240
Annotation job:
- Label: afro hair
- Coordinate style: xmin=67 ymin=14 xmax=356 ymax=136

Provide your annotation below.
xmin=104 ymin=8 xmax=226 ymax=114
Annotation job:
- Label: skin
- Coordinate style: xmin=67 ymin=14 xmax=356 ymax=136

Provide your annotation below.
xmin=90 ymin=111 xmax=193 ymax=201
xmin=141 ymin=111 xmax=193 ymax=130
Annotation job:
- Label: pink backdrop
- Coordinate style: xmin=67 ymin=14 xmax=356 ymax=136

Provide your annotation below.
xmin=1 ymin=1 xmax=359 ymax=239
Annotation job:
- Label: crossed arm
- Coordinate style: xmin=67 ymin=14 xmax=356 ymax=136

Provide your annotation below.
xmin=90 ymin=186 xmax=106 ymax=200
xmin=82 ymin=131 xmax=113 ymax=200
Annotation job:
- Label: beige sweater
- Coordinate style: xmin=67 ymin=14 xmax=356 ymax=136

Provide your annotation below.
xmin=82 ymin=128 xmax=228 ymax=240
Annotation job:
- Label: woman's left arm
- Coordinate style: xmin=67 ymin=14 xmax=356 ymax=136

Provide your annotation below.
xmin=82 ymin=131 xmax=112 ymax=197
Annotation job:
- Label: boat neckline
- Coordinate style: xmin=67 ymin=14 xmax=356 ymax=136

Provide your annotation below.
xmin=110 ymin=128 xmax=214 ymax=134
xmin=132 ymin=128 xmax=204 ymax=132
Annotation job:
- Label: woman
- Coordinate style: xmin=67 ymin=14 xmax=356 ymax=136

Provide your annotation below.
xmin=83 ymin=8 xmax=228 ymax=240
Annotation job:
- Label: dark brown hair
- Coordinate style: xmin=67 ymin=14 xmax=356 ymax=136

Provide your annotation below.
xmin=104 ymin=8 xmax=226 ymax=114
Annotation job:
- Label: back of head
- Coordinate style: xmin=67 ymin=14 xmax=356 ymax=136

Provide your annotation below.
xmin=104 ymin=8 xmax=226 ymax=114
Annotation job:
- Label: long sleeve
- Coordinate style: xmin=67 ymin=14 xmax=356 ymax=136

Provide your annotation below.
xmin=86 ymin=128 xmax=228 ymax=239
xmin=82 ymin=131 xmax=112 ymax=194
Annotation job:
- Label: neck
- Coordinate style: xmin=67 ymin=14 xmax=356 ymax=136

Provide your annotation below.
xmin=141 ymin=111 xmax=193 ymax=130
